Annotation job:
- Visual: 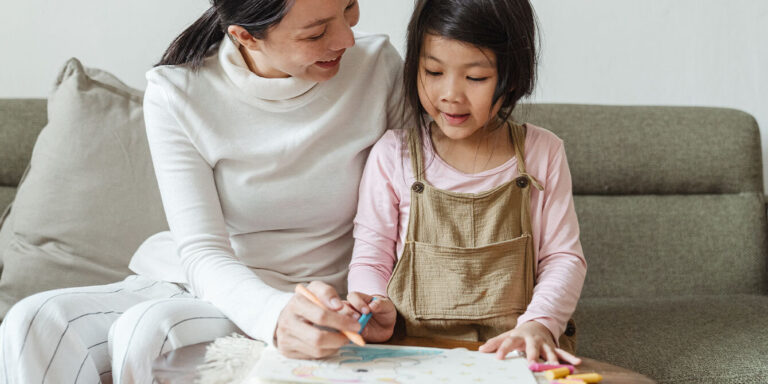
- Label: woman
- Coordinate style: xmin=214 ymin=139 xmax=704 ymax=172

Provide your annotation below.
xmin=0 ymin=0 xmax=403 ymax=382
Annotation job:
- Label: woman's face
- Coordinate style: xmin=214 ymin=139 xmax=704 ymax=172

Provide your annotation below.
xmin=246 ymin=0 xmax=360 ymax=82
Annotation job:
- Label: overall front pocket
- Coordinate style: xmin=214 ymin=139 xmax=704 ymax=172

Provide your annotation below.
xmin=409 ymin=235 xmax=531 ymax=320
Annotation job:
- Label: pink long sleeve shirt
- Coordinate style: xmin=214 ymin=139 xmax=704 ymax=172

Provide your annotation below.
xmin=348 ymin=125 xmax=587 ymax=339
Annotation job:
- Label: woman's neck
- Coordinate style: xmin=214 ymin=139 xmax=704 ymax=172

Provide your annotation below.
xmin=430 ymin=122 xmax=515 ymax=174
xmin=238 ymin=45 xmax=290 ymax=79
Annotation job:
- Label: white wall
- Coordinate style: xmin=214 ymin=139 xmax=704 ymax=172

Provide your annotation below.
xmin=2 ymin=0 xmax=767 ymax=190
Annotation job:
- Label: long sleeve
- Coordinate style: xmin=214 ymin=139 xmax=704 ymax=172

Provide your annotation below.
xmin=348 ymin=132 xmax=402 ymax=297
xmin=516 ymin=140 xmax=587 ymax=341
xmin=143 ymin=82 xmax=292 ymax=345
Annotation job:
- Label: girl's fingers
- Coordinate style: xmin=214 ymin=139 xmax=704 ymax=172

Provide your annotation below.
xmin=346 ymin=291 xmax=374 ymax=314
xmin=524 ymin=337 xmax=541 ymax=364
xmin=555 ymin=347 xmax=583 ymax=365
xmin=496 ymin=336 xmax=523 ymax=360
xmin=542 ymin=343 xmax=559 ymax=365
xmin=478 ymin=334 xmax=504 ymax=352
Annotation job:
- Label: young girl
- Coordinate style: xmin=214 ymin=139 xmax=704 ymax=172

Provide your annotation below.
xmin=346 ymin=0 xmax=586 ymax=365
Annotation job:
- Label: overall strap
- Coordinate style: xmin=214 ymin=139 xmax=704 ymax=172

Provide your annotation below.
xmin=407 ymin=128 xmax=425 ymax=182
xmin=510 ymin=123 xmax=543 ymax=191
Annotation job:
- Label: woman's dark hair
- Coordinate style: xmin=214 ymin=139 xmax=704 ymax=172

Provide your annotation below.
xmin=403 ymin=0 xmax=539 ymax=132
xmin=156 ymin=0 xmax=294 ymax=69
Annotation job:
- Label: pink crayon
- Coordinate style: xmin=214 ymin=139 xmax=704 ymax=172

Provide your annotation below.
xmin=528 ymin=363 xmax=576 ymax=373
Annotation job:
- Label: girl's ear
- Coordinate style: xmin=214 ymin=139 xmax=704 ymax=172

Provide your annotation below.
xmin=227 ymin=25 xmax=263 ymax=51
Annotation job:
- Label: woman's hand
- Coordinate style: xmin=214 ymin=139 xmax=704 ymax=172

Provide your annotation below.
xmin=478 ymin=321 xmax=582 ymax=366
xmin=345 ymin=292 xmax=396 ymax=343
xmin=274 ymin=281 xmax=361 ymax=359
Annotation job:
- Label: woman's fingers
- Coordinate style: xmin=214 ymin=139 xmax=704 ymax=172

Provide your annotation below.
xmin=307 ymin=281 xmax=344 ymax=310
xmin=338 ymin=301 xmax=361 ymax=319
xmin=294 ymin=294 xmax=360 ymax=333
xmin=279 ymin=310 xmax=350 ymax=358
xmin=555 ymin=347 xmax=582 ymax=365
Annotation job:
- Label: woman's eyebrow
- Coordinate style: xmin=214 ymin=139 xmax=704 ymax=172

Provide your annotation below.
xmin=302 ymin=16 xmax=334 ymax=29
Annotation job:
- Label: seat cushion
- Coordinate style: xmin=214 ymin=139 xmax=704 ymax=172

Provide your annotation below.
xmin=574 ymin=193 xmax=768 ymax=298
xmin=574 ymin=294 xmax=768 ymax=383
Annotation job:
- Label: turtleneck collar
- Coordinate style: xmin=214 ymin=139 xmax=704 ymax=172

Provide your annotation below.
xmin=218 ymin=37 xmax=318 ymax=102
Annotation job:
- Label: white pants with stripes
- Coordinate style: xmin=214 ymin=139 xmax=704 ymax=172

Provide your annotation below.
xmin=0 ymin=275 xmax=243 ymax=384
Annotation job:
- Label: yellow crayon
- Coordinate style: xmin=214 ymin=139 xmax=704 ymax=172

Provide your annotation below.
xmin=544 ymin=367 xmax=571 ymax=380
xmin=566 ymin=372 xmax=603 ymax=383
xmin=551 ymin=380 xmax=586 ymax=384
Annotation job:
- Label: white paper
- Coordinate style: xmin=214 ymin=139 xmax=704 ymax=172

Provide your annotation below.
xmin=247 ymin=344 xmax=538 ymax=384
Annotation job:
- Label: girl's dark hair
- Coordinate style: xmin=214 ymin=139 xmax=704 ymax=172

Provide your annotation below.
xmin=156 ymin=0 xmax=294 ymax=69
xmin=403 ymin=0 xmax=539 ymax=132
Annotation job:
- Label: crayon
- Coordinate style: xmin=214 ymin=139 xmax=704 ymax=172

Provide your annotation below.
xmin=550 ymin=380 xmax=586 ymax=384
xmin=529 ymin=363 xmax=575 ymax=373
xmin=544 ymin=367 xmax=571 ymax=380
xmin=566 ymin=373 xmax=603 ymax=383
xmin=294 ymin=284 xmax=366 ymax=346
xmin=358 ymin=297 xmax=377 ymax=333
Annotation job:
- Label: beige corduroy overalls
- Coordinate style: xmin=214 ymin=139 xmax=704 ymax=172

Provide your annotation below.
xmin=386 ymin=122 xmax=576 ymax=353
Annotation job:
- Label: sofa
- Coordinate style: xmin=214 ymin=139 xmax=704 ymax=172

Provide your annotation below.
xmin=1 ymin=64 xmax=766 ymax=383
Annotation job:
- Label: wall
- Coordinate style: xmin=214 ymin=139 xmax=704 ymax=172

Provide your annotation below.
xmin=2 ymin=0 xmax=766 ymax=190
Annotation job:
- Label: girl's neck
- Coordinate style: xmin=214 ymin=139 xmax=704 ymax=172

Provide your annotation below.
xmin=429 ymin=122 xmax=515 ymax=174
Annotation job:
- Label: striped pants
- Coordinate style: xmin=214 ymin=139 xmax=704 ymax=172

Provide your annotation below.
xmin=0 ymin=275 xmax=243 ymax=384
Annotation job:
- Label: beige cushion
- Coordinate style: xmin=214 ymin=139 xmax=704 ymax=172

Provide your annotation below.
xmin=0 ymin=58 xmax=168 ymax=318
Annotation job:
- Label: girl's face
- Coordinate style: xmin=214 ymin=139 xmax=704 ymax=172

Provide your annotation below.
xmin=417 ymin=34 xmax=501 ymax=141
xmin=244 ymin=0 xmax=360 ymax=82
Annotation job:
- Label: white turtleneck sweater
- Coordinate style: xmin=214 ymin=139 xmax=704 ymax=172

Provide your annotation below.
xmin=130 ymin=33 xmax=403 ymax=344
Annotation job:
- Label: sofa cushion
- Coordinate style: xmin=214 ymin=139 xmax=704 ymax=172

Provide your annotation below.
xmin=525 ymin=104 xmax=763 ymax=195
xmin=0 ymin=58 xmax=168 ymax=318
xmin=574 ymin=295 xmax=768 ymax=383
xmin=574 ymin=193 xmax=768 ymax=298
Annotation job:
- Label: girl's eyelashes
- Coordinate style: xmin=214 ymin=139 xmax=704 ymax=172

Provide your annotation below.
xmin=424 ymin=69 xmax=489 ymax=82
xmin=346 ymin=0 xmax=358 ymax=10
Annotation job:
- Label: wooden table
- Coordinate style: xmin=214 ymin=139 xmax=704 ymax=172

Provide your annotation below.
xmin=154 ymin=336 xmax=655 ymax=383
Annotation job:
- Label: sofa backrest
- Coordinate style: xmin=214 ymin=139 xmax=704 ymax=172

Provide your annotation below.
xmin=0 ymin=99 xmax=47 ymax=212
xmin=525 ymin=104 xmax=768 ymax=298
xmin=2 ymin=100 xmax=766 ymax=299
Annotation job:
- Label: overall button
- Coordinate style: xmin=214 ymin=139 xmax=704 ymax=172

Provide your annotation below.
xmin=565 ymin=320 xmax=577 ymax=337
xmin=515 ymin=177 xmax=529 ymax=188
xmin=411 ymin=182 xmax=425 ymax=193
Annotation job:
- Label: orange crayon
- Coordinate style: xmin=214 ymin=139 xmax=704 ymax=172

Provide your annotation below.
xmin=566 ymin=373 xmax=603 ymax=383
xmin=544 ymin=367 xmax=571 ymax=380
xmin=294 ymin=284 xmax=366 ymax=346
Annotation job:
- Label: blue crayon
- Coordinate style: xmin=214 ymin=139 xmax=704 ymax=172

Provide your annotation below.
xmin=358 ymin=297 xmax=377 ymax=333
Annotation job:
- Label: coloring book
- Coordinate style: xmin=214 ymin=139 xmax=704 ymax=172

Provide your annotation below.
xmin=245 ymin=344 xmax=538 ymax=384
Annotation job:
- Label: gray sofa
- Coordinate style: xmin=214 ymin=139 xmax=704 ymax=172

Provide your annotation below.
xmin=1 ymin=99 xmax=766 ymax=383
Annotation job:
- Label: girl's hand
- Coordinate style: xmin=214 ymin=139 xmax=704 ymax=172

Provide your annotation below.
xmin=478 ymin=321 xmax=582 ymax=366
xmin=346 ymin=292 xmax=396 ymax=343
xmin=274 ymin=281 xmax=361 ymax=359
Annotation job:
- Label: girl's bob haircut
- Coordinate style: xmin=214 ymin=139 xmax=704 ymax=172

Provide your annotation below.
xmin=403 ymin=0 xmax=539 ymax=131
